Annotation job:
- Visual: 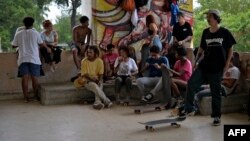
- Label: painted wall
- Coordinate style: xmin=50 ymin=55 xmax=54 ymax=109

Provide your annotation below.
xmin=92 ymin=0 xmax=193 ymax=51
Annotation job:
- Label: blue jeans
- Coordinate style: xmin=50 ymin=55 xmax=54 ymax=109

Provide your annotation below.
xmin=185 ymin=67 xmax=223 ymax=118
xmin=152 ymin=36 xmax=162 ymax=51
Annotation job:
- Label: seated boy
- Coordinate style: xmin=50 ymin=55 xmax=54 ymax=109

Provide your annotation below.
xmin=102 ymin=44 xmax=118 ymax=81
xmin=194 ymin=58 xmax=240 ymax=112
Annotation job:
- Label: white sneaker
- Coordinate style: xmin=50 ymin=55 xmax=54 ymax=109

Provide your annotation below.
xmin=106 ymin=102 xmax=113 ymax=108
xmin=93 ymin=103 xmax=104 ymax=110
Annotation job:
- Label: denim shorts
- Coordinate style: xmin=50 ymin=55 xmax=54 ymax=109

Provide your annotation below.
xmin=18 ymin=63 xmax=40 ymax=77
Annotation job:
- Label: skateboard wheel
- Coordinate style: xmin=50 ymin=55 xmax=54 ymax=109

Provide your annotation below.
xmin=155 ymin=107 xmax=162 ymax=111
xmin=149 ymin=126 xmax=154 ymax=132
xmin=171 ymin=123 xmax=180 ymax=128
xmin=145 ymin=126 xmax=149 ymax=130
xmin=175 ymin=124 xmax=181 ymax=128
xmin=171 ymin=123 xmax=177 ymax=126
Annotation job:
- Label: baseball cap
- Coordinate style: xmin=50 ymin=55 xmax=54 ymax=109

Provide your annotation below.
xmin=204 ymin=9 xmax=220 ymax=17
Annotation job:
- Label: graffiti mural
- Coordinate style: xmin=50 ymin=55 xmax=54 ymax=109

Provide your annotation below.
xmin=92 ymin=0 xmax=193 ymax=51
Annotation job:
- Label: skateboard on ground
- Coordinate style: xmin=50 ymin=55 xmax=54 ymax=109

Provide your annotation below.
xmin=139 ymin=116 xmax=186 ymax=131
xmin=132 ymin=102 xmax=168 ymax=114
xmin=119 ymin=100 xmax=141 ymax=106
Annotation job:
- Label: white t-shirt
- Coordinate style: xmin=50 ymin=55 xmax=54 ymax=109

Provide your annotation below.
xmin=222 ymin=66 xmax=240 ymax=94
xmin=223 ymin=66 xmax=240 ymax=80
xmin=12 ymin=28 xmax=43 ymax=66
xmin=14 ymin=26 xmax=36 ymax=36
xmin=41 ymin=30 xmax=57 ymax=45
xmin=114 ymin=58 xmax=138 ymax=76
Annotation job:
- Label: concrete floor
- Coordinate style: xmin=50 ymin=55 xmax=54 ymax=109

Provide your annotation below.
xmin=0 ymin=100 xmax=249 ymax=141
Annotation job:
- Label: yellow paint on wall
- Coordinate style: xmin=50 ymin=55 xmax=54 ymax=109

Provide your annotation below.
xmin=179 ymin=0 xmax=193 ymax=13
xmin=93 ymin=0 xmax=116 ymax=11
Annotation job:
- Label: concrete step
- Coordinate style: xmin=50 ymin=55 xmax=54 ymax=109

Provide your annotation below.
xmin=0 ymin=91 xmax=37 ymax=101
xmin=39 ymin=82 xmax=142 ymax=105
xmin=0 ymin=92 xmax=23 ymax=100
xmin=198 ymin=93 xmax=249 ymax=115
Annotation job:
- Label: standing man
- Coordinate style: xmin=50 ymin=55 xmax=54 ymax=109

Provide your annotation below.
xmin=12 ymin=17 xmax=45 ymax=102
xmin=172 ymin=12 xmax=193 ymax=48
xmin=171 ymin=12 xmax=193 ymax=68
xmin=71 ymin=16 xmax=92 ymax=74
xmin=181 ymin=9 xmax=236 ymax=126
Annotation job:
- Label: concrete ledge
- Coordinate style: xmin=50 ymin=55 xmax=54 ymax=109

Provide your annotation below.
xmin=198 ymin=93 xmax=249 ymax=115
xmin=0 ymin=92 xmax=24 ymax=100
xmin=39 ymin=82 xmax=142 ymax=105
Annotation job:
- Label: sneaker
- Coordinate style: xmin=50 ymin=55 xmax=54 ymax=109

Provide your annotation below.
xmin=177 ymin=104 xmax=197 ymax=118
xmin=213 ymin=117 xmax=221 ymax=126
xmin=105 ymin=102 xmax=113 ymax=108
xmin=141 ymin=93 xmax=154 ymax=103
xmin=93 ymin=103 xmax=104 ymax=110
xmin=170 ymin=98 xmax=177 ymax=108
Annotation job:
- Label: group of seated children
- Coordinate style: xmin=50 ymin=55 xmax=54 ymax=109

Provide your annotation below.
xmin=74 ymin=43 xmax=240 ymax=111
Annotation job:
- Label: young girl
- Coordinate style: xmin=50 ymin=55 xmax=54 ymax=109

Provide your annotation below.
xmin=114 ymin=46 xmax=138 ymax=103
xmin=40 ymin=20 xmax=61 ymax=72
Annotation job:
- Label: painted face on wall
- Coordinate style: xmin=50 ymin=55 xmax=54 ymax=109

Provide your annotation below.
xmin=152 ymin=0 xmax=165 ymax=6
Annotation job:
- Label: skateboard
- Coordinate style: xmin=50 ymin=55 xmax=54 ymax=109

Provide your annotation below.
xmin=139 ymin=116 xmax=186 ymax=131
xmin=161 ymin=66 xmax=172 ymax=103
xmin=121 ymin=101 xmax=148 ymax=107
xmin=132 ymin=103 xmax=168 ymax=114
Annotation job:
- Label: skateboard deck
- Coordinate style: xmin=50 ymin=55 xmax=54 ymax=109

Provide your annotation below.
xmin=139 ymin=117 xmax=186 ymax=131
xmin=161 ymin=66 xmax=172 ymax=104
xmin=118 ymin=100 xmax=143 ymax=106
xmin=132 ymin=103 xmax=168 ymax=114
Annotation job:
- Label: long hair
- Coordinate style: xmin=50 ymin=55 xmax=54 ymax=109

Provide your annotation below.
xmin=146 ymin=15 xmax=155 ymax=27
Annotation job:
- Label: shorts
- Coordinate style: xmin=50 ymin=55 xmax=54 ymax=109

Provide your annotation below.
xmin=70 ymin=43 xmax=80 ymax=51
xmin=18 ymin=63 xmax=40 ymax=77
xmin=70 ymin=42 xmax=86 ymax=56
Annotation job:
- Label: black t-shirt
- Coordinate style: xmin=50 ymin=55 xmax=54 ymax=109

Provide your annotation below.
xmin=199 ymin=27 xmax=236 ymax=73
xmin=172 ymin=22 xmax=193 ymax=41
